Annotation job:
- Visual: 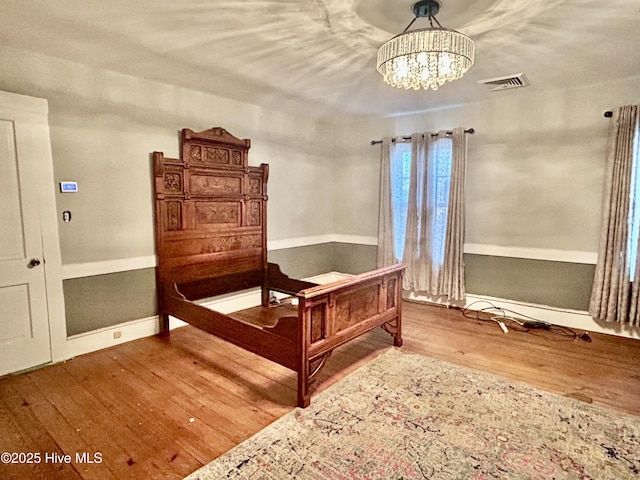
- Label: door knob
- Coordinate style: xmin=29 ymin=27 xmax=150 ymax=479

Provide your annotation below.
xmin=27 ymin=258 xmax=41 ymax=268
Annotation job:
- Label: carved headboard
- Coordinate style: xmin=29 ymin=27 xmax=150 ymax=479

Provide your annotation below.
xmin=153 ymin=128 xmax=269 ymax=300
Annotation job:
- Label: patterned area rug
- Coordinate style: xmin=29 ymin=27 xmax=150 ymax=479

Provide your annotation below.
xmin=185 ymin=348 xmax=640 ymax=479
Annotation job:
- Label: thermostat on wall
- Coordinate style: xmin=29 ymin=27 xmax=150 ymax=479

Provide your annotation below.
xmin=60 ymin=181 xmax=78 ymax=193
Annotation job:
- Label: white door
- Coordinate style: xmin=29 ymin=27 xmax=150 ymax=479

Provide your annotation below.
xmin=0 ymin=106 xmax=52 ymax=375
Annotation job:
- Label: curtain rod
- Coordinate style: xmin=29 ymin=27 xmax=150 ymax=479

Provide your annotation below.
xmin=370 ymin=128 xmax=475 ymax=146
xmin=604 ymin=111 xmax=613 ymax=117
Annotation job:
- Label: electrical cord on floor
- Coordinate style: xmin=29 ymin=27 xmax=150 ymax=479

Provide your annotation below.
xmin=460 ymin=300 xmax=582 ymax=341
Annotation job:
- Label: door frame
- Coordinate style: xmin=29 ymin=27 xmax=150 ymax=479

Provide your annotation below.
xmin=1 ymin=90 xmax=67 ymax=367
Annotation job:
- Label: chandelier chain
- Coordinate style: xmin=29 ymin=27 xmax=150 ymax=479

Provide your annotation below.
xmin=401 ymin=16 xmax=418 ymax=34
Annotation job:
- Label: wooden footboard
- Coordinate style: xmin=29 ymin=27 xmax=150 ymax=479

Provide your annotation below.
xmin=293 ymin=263 xmax=405 ymax=407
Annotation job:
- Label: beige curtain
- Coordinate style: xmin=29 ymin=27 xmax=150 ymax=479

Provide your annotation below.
xmin=590 ymin=105 xmax=640 ymax=326
xmin=377 ymin=129 xmax=467 ymax=301
xmin=403 ymin=132 xmax=433 ymax=291
xmin=440 ymin=128 xmax=467 ymax=300
xmin=377 ymin=137 xmax=396 ymax=268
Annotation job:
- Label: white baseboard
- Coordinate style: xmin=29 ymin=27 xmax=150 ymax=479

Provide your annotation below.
xmin=65 ymin=316 xmax=161 ymax=359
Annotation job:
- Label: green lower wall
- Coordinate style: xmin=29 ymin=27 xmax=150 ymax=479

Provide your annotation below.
xmin=63 ymin=269 xmax=157 ymax=336
xmin=267 ymin=242 xmax=377 ymax=278
xmin=464 ymin=255 xmax=594 ymax=311
xmin=267 ymin=243 xmax=336 ymax=279
xmin=62 ymin=243 xmax=595 ymax=335
xmin=331 ymin=243 xmax=378 ymax=275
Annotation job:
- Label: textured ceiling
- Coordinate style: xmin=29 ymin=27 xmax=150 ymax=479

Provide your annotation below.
xmin=1 ymin=0 xmax=639 ymax=119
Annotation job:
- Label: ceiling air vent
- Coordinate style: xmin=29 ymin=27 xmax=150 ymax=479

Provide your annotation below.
xmin=477 ymin=73 xmax=529 ymax=92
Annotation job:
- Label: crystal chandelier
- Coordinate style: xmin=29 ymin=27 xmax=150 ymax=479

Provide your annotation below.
xmin=376 ymin=0 xmax=475 ymax=91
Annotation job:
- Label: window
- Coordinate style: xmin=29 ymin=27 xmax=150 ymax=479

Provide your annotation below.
xmin=626 ymin=119 xmax=640 ymax=281
xmin=389 ymin=137 xmax=453 ymax=266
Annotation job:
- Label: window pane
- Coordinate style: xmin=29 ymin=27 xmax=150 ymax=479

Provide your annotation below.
xmin=390 ymin=143 xmax=411 ymax=262
xmin=432 ymin=139 xmax=452 ymax=266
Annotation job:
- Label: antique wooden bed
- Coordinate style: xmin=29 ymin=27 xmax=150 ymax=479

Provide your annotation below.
xmin=152 ymin=127 xmax=405 ymax=407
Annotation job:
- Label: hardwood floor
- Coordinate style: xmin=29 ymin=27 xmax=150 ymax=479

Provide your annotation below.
xmin=1 ymin=301 xmax=639 ymax=479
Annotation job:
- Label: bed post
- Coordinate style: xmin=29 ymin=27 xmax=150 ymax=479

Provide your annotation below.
xmin=261 ymin=163 xmax=270 ymax=307
xmin=160 ymin=312 xmax=170 ymax=336
xmin=297 ymin=297 xmax=311 ymax=408
xmin=153 ymin=150 xmax=171 ymax=336
xmin=392 ymin=272 xmax=403 ymax=347
xmin=381 ymin=272 xmax=404 ymax=347
xmin=394 ymin=297 xmax=403 ymax=347
xmin=157 ymin=283 xmax=170 ymax=336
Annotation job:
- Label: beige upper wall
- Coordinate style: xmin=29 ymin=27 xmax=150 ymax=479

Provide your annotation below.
xmin=2 ymin=44 xmax=639 ymax=264
xmin=329 ymin=117 xmax=393 ymax=239
xmin=332 ymin=76 xmax=640 ymax=253
xmin=0 ymin=47 xmax=337 ymax=264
